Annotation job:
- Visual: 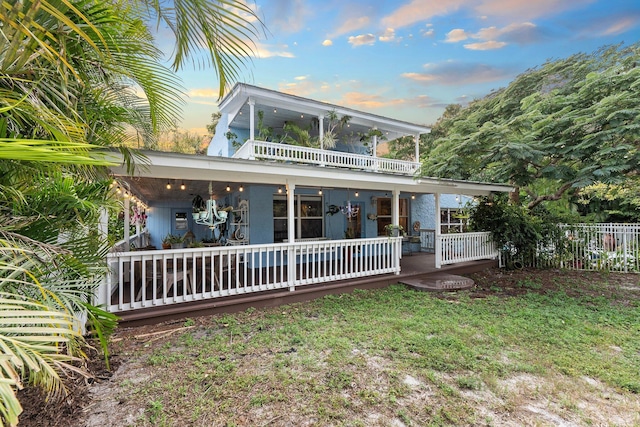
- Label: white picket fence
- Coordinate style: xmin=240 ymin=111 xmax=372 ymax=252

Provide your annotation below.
xmin=99 ymin=237 xmax=401 ymax=313
xmin=501 ymin=223 xmax=640 ymax=273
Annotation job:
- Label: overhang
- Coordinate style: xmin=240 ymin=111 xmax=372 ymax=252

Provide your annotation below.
xmin=107 ymin=151 xmax=514 ymax=204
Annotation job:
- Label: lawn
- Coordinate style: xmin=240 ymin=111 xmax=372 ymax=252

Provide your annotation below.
xmin=20 ymin=268 xmax=640 ymax=426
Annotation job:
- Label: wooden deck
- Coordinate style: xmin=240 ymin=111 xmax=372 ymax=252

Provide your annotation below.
xmin=115 ymin=252 xmax=497 ymax=327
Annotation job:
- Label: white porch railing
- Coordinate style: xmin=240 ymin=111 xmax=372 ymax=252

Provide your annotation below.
xmin=436 ymin=232 xmax=498 ymax=267
xmin=419 ymin=229 xmax=435 ymax=253
xmin=233 ymin=140 xmax=420 ymax=175
xmin=99 ymin=237 xmax=402 ymax=313
xmin=112 ymin=228 xmax=149 ymax=253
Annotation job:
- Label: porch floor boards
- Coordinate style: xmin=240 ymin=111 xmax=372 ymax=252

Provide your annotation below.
xmin=116 ymin=253 xmax=497 ymax=327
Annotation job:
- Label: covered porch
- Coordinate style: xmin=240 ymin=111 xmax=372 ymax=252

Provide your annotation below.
xmin=102 ymin=247 xmax=497 ymax=327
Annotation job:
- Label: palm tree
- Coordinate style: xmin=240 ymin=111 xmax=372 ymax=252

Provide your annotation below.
xmin=0 ymin=1 xmax=262 ymax=424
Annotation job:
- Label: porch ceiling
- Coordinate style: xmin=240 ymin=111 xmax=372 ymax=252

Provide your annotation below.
xmin=109 ymin=150 xmax=514 ymax=205
xmin=222 ymin=83 xmax=431 ymax=141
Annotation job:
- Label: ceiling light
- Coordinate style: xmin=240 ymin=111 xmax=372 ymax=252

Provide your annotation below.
xmin=273 ymin=108 xmax=277 ymax=113
xmin=411 ymin=194 xmax=416 ymax=200
xmin=278 ymin=187 xmax=282 ymax=194
xmin=166 ymin=182 xmax=171 ymax=190
xmin=239 ymin=184 xmax=244 ymax=192
xmin=180 ymin=182 xmax=186 ymax=190
xmin=226 ymin=184 xmax=231 ymax=192
xmin=318 ymin=188 xmax=323 ymax=195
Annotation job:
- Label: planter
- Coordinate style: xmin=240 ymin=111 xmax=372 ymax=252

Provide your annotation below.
xmin=171 ymin=243 xmax=184 ymax=249
xmin=162 ymin=243 xmax=171 ymax=250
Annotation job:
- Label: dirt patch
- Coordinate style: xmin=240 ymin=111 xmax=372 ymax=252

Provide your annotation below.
xmin=15 ymin=268 xmax=640 ymax=426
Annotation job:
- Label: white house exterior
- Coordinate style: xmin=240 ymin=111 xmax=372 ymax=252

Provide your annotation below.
xmin=102 ymin=84 xmax=512 ymax=317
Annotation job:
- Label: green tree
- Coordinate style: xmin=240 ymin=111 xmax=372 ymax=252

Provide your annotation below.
xmin=420 ymin=43 xmax=640 ymax=211
xmin=0 ymin=0 xmax=261 ymax=424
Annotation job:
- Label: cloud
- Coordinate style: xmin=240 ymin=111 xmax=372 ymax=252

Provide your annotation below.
xmin=445 ymin=28 xmax=470 ymax=42
xmin=348 ymin=34 xmax=376 ymax=47
xmin=294 ymin=75 xmax=309 ymax=81
xmin=187 ymin=88 xmax=218 ymax=98
xmin=379 ymin=28 xmax=401 ymax=43
xmin=583 ymin=12 xmax=640 ymax=37
xmin=322 ymin=39 xmax=333 ymax=46
xmin=464 ymin=40 xmax=508 ymax=50
xmin=339 ymin=91 xmax=407 ymax=109
xmin=475 ymin=0 xmax=595 ymax=22
xmin=253 ymin=43 xmax=295 ymax=58
xmin=445 ymin=22 xmax=543 ymax=50
xmin=332 ymin=16 xmax=372 ymax=37
xmin=402 ymin=61 xmax=514 ymax=86
xmin=259 ymin=0 xmax=310 ymax=33
xmin=422 ymin=28 xmax=435 ymax=37
xmin=382 ymin=0 xmax=468 ymax=29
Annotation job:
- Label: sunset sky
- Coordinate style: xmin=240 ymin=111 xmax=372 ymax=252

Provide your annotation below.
xmin=174 ymin=0 xmax=640 ymax=135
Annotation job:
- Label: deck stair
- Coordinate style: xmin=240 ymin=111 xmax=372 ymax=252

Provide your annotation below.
xmin=400 ymin=273 xmax=474 ymax=292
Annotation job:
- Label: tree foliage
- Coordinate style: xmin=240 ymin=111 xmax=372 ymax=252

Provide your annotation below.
xmin=0 ymin=0 xmax=261 ymax=424
xmin=420 ymin=43 xmax=640 ymax=211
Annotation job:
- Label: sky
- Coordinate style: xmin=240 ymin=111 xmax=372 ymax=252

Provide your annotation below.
xmin=174 ymin=0 xmax=640 ymax=135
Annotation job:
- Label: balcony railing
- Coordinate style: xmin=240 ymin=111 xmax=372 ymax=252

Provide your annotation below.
xmin=233 ymin=140 xmax=420 ymax=175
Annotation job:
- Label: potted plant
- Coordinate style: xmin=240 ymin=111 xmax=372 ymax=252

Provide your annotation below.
xmin=161 ymin=234 xmax=172 ymax=250
xmin=384 ymin=224 xmax=404 ymax=237
xmin=192 ymin=195 xmax=206 ymax=219
xmin=162 ymin=233 xmax=184 ymax=249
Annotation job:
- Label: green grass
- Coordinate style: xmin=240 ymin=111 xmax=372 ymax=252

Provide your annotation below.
xmin=114 ymin=274 xmax=640 ymax=426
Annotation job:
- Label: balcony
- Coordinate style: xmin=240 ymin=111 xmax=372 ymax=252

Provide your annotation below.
xmin=233 ymin=140 xmax=420 ymax=175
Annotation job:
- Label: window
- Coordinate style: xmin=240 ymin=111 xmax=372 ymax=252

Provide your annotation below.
xmin=440 ymin=208 xmax=469 ymax=233
xmin=273 ymin=195 xmax=324 ymax=242
xmin=376 ymin=198 xmax=408 ymax=236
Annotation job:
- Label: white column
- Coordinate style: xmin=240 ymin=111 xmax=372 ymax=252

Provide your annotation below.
xmin=97 ymin=208 xmax=110 ymax=307
xmin=249 ymin=98 xmax=255 ymax=141
xmin=373 ymin=127 xmax=378 ymax=172
xmin=286 ymin=182 xmax=296 ymax=243
xmin=435 ymin=193 xmax=441 ymax=268
xmin=319 ymin=116 xmax=325 ymax=166
xmin=286 ymin=181 xmax=296 ymax=291
xmin=414 ymin=133 xmax=420 ymax=162
xmin=391 ymin=189 xmax=400 ymax=227
xmin=123 ymin=195 xmax=130 ymax=252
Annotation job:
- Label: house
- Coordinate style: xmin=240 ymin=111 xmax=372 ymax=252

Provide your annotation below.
xmin=102 ymin=83 xmax=512 ymax=323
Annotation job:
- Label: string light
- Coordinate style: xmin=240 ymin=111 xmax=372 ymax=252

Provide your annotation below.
xmin=166 ymin=182 xmax=171 ymax=190
xmin=411 ymin=194 xmax=416 ymax=200
xmin=278 ymin=187 xmax=282 ymax=194
xmin=318 ymin=188 xmax=323 ymax=195
xmin=226 ymin=184 xmax=231 ymax=192
xmin=239 ymin=184 xmax=244 ymax=192
xmin=180 ymin=182 xmax=186 ymax=190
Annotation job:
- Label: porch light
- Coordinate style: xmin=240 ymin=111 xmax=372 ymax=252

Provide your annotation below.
xmin=278 ymin=187 xmax=282 ymax=193
xmin=301 ymin=114 xmax=304 ymax=118
xmin=273 ymin=108 xmax=277 ymax=113
xmin=226 ymin=184 xmax=231 ymax=192
xmin=166 ymin=182 xmax=171 ymax=190
xmin=239 ymin=184 xmax=244 ymax=192
xmin=180 ymin=182 xmax=186 ymax=190
xmin=411 ymin=194 xmax=416 ymax=200
xmin=318 ymin=188 xmax=322 ymax=195
xmin=355 ymin=191 xmax=359 ymax=197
